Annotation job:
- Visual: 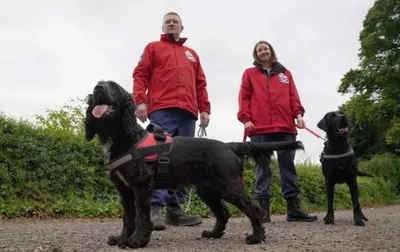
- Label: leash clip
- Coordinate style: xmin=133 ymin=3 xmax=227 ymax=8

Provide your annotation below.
xmin=197 ymin=124 xmax=207 ymax=138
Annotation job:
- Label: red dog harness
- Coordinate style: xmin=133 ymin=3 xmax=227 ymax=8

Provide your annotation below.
xmin=136 ymin=133 xmax=172 ymax=161
xmin=105 ymin=123 xmax=173 ymax=185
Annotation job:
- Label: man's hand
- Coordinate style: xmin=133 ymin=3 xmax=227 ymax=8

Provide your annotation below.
xmin=244 ymin=121 xmax=254 ymax=129
xmin=296 ymin=114 xmax=305 ymax=129
xmin=135 ymin=103 xmax=148 ymax=123
xmin=243 ymin=121 xmax=255 ymax=135
xmin=200 ymin=112 xmax=210 ymax=127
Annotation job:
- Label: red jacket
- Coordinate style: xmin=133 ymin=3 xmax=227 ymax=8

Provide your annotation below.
xmin=237 ymin=61 xmax=305 ymax=135
xmin=132 ymin=34 xmax=211 ymax=118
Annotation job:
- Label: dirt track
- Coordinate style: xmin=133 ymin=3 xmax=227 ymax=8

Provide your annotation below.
xmin=0 ymin=205 xmax=399 ymax=252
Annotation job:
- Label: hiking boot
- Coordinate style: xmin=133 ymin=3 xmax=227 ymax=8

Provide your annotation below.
xmin=165 ymin=204 xmax=203 ymax=226
xmin=151 ymin=204 xmax=166 ymax=230
xmin=286 ymin=197 xmax=318 ymax=222
xmin=259 ymin=198 xmax=271 ymax=223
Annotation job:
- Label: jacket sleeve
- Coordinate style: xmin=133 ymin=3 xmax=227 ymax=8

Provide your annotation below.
xmin=287 ymin=70 xmax=305 ymax=118
xmin=237 ymin=70 xmax=253 ymax=124
xmin=132 ymin=44 xmax=153 ymax=105
xmin=194 ymin=55 xmax=211 ymax=114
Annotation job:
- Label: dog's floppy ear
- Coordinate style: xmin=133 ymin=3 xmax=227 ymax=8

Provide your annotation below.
xmin=84 ymin=94 xmax=93 ymax=105
xmin=83 ymin=94 xmax=97 ymax=141
xmin=122 ymin=92 xmax=138 ymax=136
xmin=317 ymin=114 xmax=328 ymax=132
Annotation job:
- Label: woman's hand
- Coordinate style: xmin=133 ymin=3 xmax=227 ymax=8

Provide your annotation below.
xmin=296 ymin=114 xmax=306 ymax=129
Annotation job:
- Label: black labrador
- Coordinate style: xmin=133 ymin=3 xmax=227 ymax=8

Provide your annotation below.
xmin=317 ymin=111 xmax=372 ymax=226
xmin=84 ymin=80 xmax=305 ymax=249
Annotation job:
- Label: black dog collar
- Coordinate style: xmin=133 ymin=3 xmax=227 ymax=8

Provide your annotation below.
xmin=320 ymin=147 xmax=354 ymax=159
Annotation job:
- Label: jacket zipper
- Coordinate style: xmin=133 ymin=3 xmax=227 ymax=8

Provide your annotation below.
xmin=266 ymin=71 xmax=273 ymax=124
xmin=174 ymin=44 xmax=179 ymax=106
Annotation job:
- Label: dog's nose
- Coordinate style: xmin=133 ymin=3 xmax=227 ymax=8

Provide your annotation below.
xmin=95 ymin=83 xmax=106 ymax=91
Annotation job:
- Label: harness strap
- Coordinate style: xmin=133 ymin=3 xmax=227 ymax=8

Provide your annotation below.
xmin=137 ymin=143 xmax=171 ymax=157
xmin=106 ymin=149 xmax=140 ymax=187
xmin=157 ymin=151 xmax=170 ymax=181
xmin=144 ymin=123 xmax=173 ymax=182
xmin=106 ymin=153 xmax=133 ymax=171
xmin=106 ymin=147 xmax=144 ymax=171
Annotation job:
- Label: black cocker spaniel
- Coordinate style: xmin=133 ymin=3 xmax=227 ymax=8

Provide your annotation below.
xmin=84 ymin=80 xmax=305 ymax=249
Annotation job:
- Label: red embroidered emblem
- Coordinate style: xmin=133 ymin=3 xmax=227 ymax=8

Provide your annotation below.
xmin=136 ymin=133 xmax=172 ymax=161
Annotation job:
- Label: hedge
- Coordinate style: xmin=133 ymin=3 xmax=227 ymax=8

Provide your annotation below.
xmin=1 ymin=112 xmax=399 ymax=219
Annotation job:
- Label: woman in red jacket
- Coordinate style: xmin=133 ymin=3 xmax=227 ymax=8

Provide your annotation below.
xmin=237 ymin=40 xmax=317 ymax=223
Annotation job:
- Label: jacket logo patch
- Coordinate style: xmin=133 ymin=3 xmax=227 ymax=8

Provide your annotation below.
xmin=185 ymin=50 xmax=196 ymax=62
xmin=279 ymin=73 xmax=289 ymax=84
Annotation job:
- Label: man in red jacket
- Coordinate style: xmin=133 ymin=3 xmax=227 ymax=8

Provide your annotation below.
xmin=237 ymin=40 xmax=317 ymax=223
xmin=132 ymin=12 xmax=211 ymax=231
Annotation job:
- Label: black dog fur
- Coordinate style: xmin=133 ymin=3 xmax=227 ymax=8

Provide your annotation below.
xmin=84 ymin=80 xmax=305 ymax=249
xmin=317 ymin=111 xmax=373 ymax=226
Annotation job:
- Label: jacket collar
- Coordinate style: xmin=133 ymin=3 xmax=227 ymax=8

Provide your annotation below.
xmin=160 ymin=33 xmax=187 ymax=45
xmin=253 ymin=61 xmax=286 ymax=75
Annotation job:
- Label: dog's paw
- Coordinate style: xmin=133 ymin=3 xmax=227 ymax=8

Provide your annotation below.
xmin=245 ymin=234 xmax=265 ymax=245
xmin=361 ymin=213 xmax=369 ymax=222
xmin=127 ymin=237 xmax=150 ymax=249
xmin=107 ymin=235 xmax=121 ymax=246
xmin=354 ymin=216 xmax=366 ymax=226
xmin=354 ymin=219 xmax=366 ymax=226
xmin=201 ymin=230 xmax=224 ymax=239
xmin=323 ymin=215 xmax=335 ymax=225
xmin=107 ymin=235 xmax=131 ymax=249
xmin=354 ymin=212 xmax=368 ymax=226
xmin=127 ymin=239 xmax=141 ymax=249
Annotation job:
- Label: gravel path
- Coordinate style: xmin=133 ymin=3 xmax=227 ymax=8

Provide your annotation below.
xmin=1 ymin=205 xmax=399 ymax=252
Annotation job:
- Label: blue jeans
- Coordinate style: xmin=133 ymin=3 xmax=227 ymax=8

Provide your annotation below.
xmin=250 ymin=133 xmax=301 ymax=200
xmin=149 ymin=108 xmax=196 ymax=207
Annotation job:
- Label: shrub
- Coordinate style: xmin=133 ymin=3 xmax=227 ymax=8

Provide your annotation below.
xmin=0 ymin=107 xmax=399 ymax=219
xmin=184 ymin=158 xmax=400 ymax=217
xmin=0 ymin=112 xmax=120 ymax=218
xmin=358 ymin=152 xmax=400 ymax=194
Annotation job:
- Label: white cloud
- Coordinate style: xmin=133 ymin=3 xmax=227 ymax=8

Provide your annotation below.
xmin=0 ymin=0 xmax=375 ymax=163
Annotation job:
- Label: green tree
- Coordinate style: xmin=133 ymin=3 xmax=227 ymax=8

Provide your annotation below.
xmin=338 ymin=0 xmax=400 ymax=158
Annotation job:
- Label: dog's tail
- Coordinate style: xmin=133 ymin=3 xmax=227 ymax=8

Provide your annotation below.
xmin=357 ymin=170 xmax=373 ymax=177
xmin=228 ymin=140 xmax=304 ymax=177
xmin=230 ymin=140 xmax=304 ymax=156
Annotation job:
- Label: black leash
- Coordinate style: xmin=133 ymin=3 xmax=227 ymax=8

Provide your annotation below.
xmin=184 ymin=124 xmax=207 ymax=213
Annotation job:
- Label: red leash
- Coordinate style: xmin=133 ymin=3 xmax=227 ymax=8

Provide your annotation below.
xmin=242 ymin=126 xmax=255 ymax=142
xmin=242 ymin=131 xmax=249 ymax=142
xmin=303 ymin=126 xmax=326 ymax=141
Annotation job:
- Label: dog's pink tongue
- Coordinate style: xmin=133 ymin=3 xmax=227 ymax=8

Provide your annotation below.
xmin=92 ymin=105 xmax=109 ymax=118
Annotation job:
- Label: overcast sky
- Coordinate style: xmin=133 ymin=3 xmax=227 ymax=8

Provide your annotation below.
xmin=1 ymin=0 xmax=375 ymax=164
